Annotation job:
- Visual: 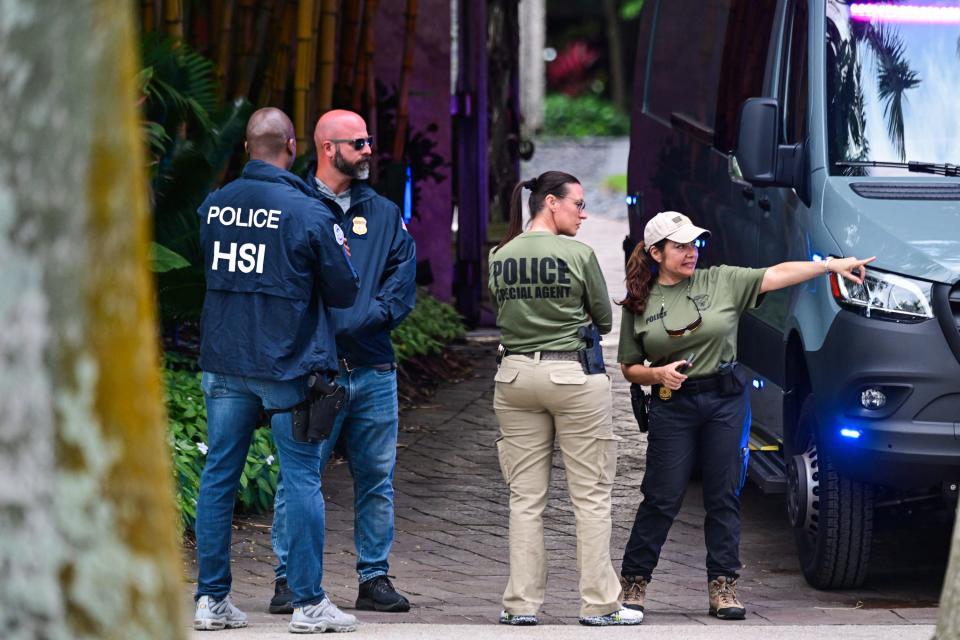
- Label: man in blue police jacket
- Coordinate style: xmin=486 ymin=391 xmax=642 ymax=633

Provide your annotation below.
xmin=193 ymin=107 xmax=361 ymax=634
xmin=271 ymin=109 xmax=417 ymax=613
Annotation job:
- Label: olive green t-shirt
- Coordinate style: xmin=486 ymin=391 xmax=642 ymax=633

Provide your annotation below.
xmin=617 ymin=265 xmax=766 ymax=376
xmin=489 ymin=231 xmax=612 ymax=352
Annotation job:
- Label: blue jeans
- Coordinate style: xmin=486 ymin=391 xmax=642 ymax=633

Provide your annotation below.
xmin=272 ymin=366 xmax=399 ymax=583
xmin=195 ymin=372 xmax=326 ymax=607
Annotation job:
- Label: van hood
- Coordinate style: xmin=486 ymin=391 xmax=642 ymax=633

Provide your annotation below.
xmin=822 ymin=178 xmax=960 ymax=285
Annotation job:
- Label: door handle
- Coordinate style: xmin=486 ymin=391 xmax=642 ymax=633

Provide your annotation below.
xmin=758 ymin=195 xmax=771 ymax=211
xmin=741 ymin=186 xmax=755 ymax=200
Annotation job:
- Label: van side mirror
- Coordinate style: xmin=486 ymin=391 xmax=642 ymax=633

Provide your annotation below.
xmin=734 ymin=97 xmax=805 ymax=191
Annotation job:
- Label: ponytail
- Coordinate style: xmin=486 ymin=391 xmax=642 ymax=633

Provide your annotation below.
xmin=617 ymin=239 xmax=665 ymax=314
xmin=493 ymin=171 xmax=580 ymax=252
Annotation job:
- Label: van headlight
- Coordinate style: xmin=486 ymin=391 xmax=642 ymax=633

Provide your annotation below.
xmin=829 ymin=268 xmax=934 ymax=322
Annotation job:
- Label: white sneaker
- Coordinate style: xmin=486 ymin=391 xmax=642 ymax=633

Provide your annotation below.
xmin=579 ymin=606 xmax=644 ymax=626
xmin=289 ymin=597 xmax=358 ymax=633
xmin=194 ymin=595 xmax=249 ymax=630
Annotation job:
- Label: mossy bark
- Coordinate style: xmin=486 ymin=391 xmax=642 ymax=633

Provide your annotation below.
xmin=0 ymin=2 xmax=184 ymax=638
xmin=937 ymin=502 xmax=960 ymax=639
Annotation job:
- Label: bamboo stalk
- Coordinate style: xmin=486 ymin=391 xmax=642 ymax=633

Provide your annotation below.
xmin=164 ymin=0 xmax=183 ymax=38
xmin=338 ymin=0 xmax=363 ymax=97
xmin=352 ymin=0 xmax=378 ymax=110
xmin=392 ymin=0 xmax=418 ymax=160
xmin=263 ymin=1 xmax=296 ymax=106
xmin=316 ymin=0 xmax=337 ymax=114
xmin=236 ymin=0 xmax=275 ymax=99
xmin=295 ymin=0 xmax=317 ymax=148
xmin=217 ymin=0 xmax=237 ymax=100
xmin=141 ymin=0 xmax=155 ymax=31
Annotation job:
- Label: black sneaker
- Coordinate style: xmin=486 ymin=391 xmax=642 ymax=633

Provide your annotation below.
xmin=356 ymin=575 xmax=411 ymax=612
xmin=269 ymin=577 xmax=294 ymax=614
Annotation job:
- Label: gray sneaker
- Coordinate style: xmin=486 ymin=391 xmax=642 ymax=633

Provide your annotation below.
xmin=289 ymin=597 xmax=358 ymax=633
xmin=194 ymin=595 xmax=248 ymax=630
xmin=579 ymin=607 xmax=644 ymax=626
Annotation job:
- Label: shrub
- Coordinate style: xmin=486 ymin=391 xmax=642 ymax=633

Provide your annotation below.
xmin=391 ymin=290 xmax=466 ymax=361
xmin=543 ymin=94 xmax=629 ymax=137
xmin=164 ymin=360 xmax=279 ymax=532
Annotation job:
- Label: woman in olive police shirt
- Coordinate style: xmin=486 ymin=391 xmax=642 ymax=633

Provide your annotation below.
xmin=616 ymin=211 xmax=874 ymax=620
xmin=489 ymin=171 xmax=641 ymax=628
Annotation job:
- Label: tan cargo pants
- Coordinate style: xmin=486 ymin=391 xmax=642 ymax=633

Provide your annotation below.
xmin=493 ymin=353 xmax=622 ymax=618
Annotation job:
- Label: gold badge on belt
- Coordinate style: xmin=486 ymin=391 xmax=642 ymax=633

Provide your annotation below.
xmin=352 ymin=216 xmax=368 ymax=235
xmin=658 ymin=386 xmax=672 ymax=401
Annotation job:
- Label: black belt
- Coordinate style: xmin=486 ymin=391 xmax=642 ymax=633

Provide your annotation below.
xmin=653 ymin=373 xmax=724 ymax=396
xmin=339 ymin=358 xmax=396 ymax=373
xmin=510 ymin=350 xmax=581 ymax=362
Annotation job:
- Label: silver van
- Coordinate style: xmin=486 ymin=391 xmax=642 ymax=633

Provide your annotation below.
xmin=625 ymin=0 xmax=960 ymax=588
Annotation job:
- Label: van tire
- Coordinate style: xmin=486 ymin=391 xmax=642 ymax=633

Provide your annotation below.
xmin=790 ymin=395 xmax=874 ymax=589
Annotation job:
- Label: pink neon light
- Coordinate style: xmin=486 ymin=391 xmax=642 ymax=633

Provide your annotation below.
xmin=850 ymin=3 xmax=960 ymax=24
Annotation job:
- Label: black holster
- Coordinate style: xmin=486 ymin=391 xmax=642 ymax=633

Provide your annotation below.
xmin=576 ymin=323 xmax=606 ymax=374
xmin=718 ymin=361 xmax=746 ymax=396
xmin=272 ymin=372 xmax=346 ymax=443
xmin=630 ymin=383 xmax=649 ymax=432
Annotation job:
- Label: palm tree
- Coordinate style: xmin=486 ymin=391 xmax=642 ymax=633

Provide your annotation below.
xmin=864 ymin=25 xmax=920 ymax=161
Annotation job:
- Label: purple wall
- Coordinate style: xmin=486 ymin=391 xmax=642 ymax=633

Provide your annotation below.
xmin=375 ymin=1 xmax=454 ymax=302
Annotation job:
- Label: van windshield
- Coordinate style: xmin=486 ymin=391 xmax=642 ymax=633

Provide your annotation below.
xmin=826 ymin=0 xmax=960 ymax=177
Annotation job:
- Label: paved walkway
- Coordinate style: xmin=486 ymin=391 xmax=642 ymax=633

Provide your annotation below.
xmin=184 ymin=140 xmax=948 ymax=634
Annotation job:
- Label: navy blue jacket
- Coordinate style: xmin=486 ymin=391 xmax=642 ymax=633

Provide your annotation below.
xmin=305 ymin=167 xmax=417 ymax=365
xmin=198 ymin=160 xmax=359 ymax=380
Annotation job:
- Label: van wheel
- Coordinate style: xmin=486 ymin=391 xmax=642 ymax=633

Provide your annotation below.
xmin=786 ymin=395 xmax=874 ymax=589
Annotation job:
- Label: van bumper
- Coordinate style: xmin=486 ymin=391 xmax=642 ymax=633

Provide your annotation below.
xmin=806 ymin=308 xmax=960 ymax=488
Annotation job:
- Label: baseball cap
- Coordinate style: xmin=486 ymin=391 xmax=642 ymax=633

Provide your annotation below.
xmin=643 ymin=211 xmax=710 ymax=251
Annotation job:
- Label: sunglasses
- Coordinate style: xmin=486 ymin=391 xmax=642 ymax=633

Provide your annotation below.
xmin=327 ymin=136 xmax=374 ymax=150
xmin=560 ymin=196 xmax=586 ymax=212
xmin=660 ymin=296 xmax=703 ymax=338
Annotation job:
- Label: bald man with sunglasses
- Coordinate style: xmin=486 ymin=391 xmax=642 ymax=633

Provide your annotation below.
xmin=270 ymin=110 xmax=417 ymax=616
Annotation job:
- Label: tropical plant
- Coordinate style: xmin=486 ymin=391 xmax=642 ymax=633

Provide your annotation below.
xmin=543 ymin=93 xmax=629 ymax=137
xmin=864 ymin=25 xmax=920 ymax=161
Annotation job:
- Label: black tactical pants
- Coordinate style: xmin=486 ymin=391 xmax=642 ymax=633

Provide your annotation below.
xmin=621 ymin=385 xmax=750 ymax=581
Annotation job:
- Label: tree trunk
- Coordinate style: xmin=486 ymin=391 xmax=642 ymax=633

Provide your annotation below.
xmin=0 ymin=2 xmax=184 ymax=639
xmin=316 ymin=0 xmax=338 ymax=114
xmin=601 ymin=0 xmax=627 ymax=112
xmin=937 ymin=501 xmax=960 ymax=639
xmin=142 ymin=0 xmax=156 ymax=31
xmin=392 ymin=0 xmax=419 ymax=161
xmin=295 ymin=0 xmax=317 ymax=148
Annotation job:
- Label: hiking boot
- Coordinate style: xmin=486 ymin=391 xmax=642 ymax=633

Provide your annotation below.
xmin=708 ymin=576 xmax=746 ymax=620
xmin=356 ymin=575 xmax=411 ymax=612
xmin=578 ymin=607 xmax=644 ymax=626
xmin=619 ymin=575 xmax=648 ymax=612
xmin=269 ymin=577 xmax=294 ymax=614
xmin=194 ymin=595 xmax=248 ymax=630
xmin=289 ymin=597 xmax=358 ymax=633
xmin=499 ymin=610 xmax=538 ymax=626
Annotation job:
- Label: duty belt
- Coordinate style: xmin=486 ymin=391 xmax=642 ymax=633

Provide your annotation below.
xmin=653 ymin=373 xmax=724 ymax=398
xmin=511 ymin=350 xmax=582 ymax=362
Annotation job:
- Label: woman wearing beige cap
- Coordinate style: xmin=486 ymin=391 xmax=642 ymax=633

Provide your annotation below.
xmin=615 ymin=211 xmax=873 ymax=621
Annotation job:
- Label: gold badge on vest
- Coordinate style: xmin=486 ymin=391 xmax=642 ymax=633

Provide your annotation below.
xmin=352 ymin=216 xmax=368 ymax=235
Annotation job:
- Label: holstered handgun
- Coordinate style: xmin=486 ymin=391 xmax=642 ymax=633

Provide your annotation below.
xmin=273 ymin=372 xmax=345 ymax=443
xmin=576 ymin=323 xmax=606 ymax=374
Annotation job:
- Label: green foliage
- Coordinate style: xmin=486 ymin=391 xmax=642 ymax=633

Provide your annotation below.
xmin=603 ymin=173 xmax=628 ymax=193
xmin=543 ymin=94 xmax=629 ymax=137
xmin=164 ymin=358 xmax=279 ymax=532
xmin=620 ymin=0 xmax=645 ymax=20
xmin=391 ymin=290 xmax=466 ymax=362
xmin=151 ymin=242 xmax=190 ymax=273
